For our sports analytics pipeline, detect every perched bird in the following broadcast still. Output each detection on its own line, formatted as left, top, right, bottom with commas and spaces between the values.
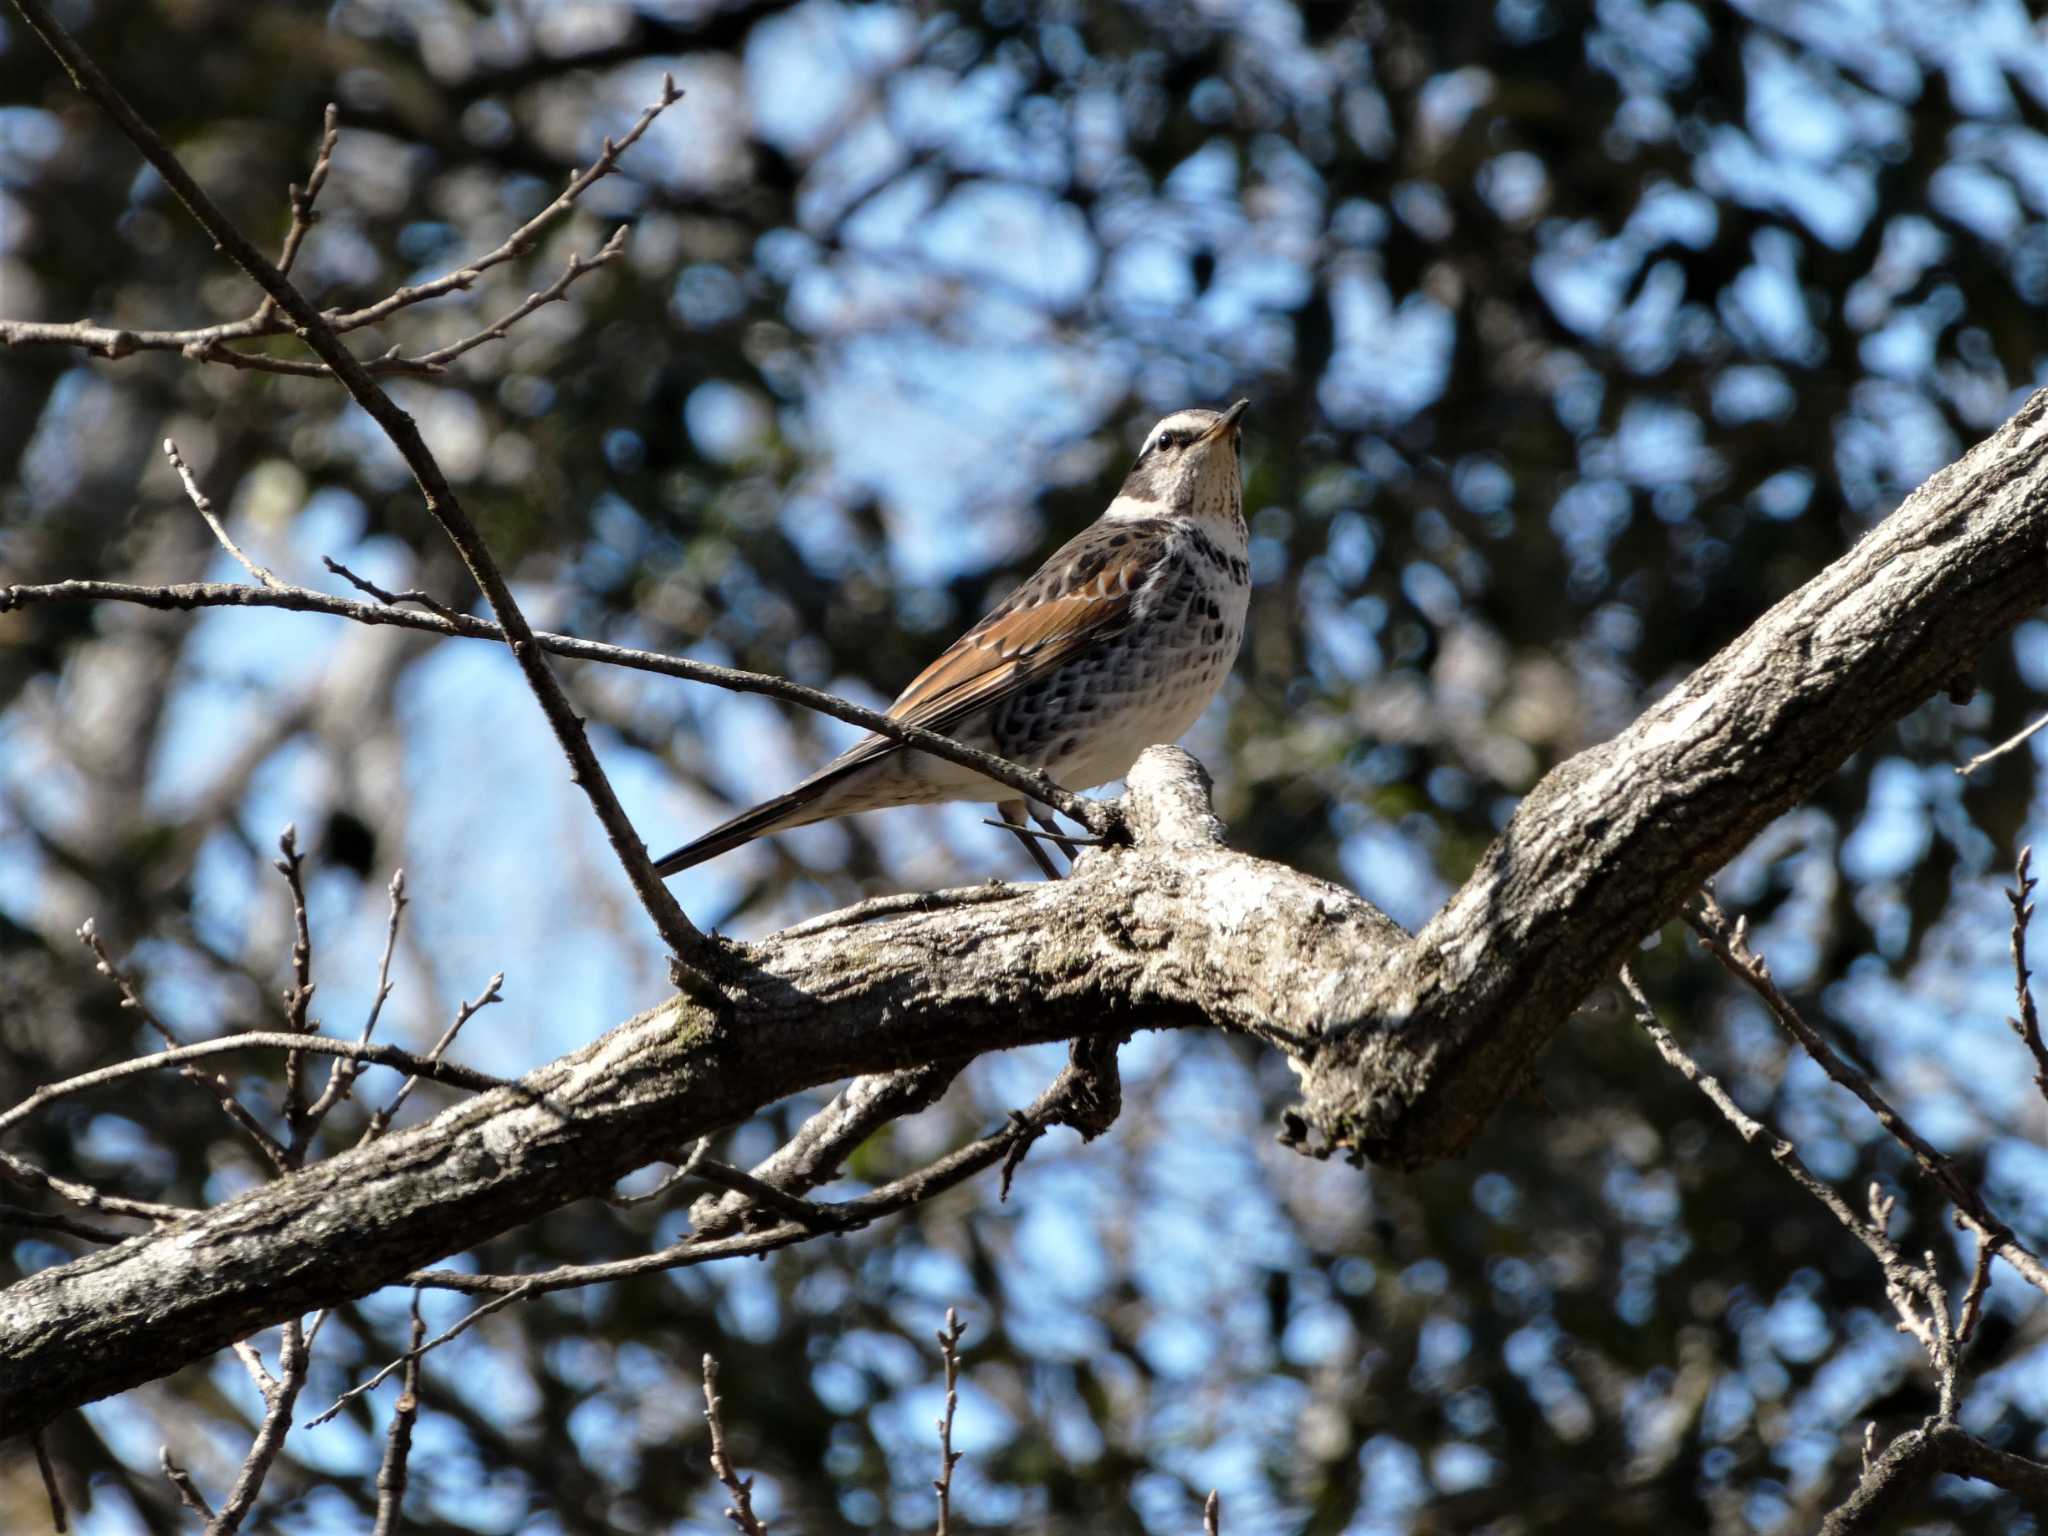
654, 400, 1252, 879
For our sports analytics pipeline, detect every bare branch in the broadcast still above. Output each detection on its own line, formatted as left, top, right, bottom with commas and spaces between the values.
355, 973, 506, 1146
32, 1431, 66, 1533
1821, 1418, 2048, 1535
370, 1294, 426, 1536
319, 556, 461, 621
933, 1309, 965, 1536
410, 1055, 1133, 1299
1956, 710, 2048, 777
2004, 846, 2048, 1106
259, 103, 339, 313
1204, 1490, 1221, 1536
687, 1159, 849, 1233
0, 1146, 189, 1224
0, 1032, 510, 1141
702, 1354, 769, 1536
208, 1319, 309, 1535
163, 438, 285, 589
77, 917, 289, 1171
274, 826, 320, 1161
0, 1204, 132, 1244
610, 1137, 710, 1209
1619, 968, 1930, 1312
1624, 963, 2048, 1528
0, 576, 1117, 834
0, 85, 679, 375
1687, 893, 2048, 1299
686, 1063, 963, 1238
4, 0, 715, 968
399, 226, 630, 370
161, 1448, 216, 1522
304, 868, 409, 1132
307, 1283, 532, 1429
312, 80, 681, 339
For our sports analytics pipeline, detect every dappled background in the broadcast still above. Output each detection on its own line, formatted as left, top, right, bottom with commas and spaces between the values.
5, 0, 2048, 1531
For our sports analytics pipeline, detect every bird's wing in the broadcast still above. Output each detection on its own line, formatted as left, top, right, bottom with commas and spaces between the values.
828, 518, 1173, 773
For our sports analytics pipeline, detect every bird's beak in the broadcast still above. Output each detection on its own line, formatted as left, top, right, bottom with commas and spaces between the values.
1202, 398, 1250, 443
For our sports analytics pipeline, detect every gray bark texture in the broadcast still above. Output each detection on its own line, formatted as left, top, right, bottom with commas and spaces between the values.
4, 386, 2047, 1439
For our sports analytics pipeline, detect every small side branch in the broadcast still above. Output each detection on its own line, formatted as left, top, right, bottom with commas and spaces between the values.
0, 1032, 509, 1141
207, 1319, 309, 1534
702, 1355, 769, 1536
932, 1309, 965, 1536
369, 1294, 427, 1536
0, 577, 1116, 834
32, 1432, 66, 1533
1687, 893, 2048, 1299
2004, 847, 2048, 1105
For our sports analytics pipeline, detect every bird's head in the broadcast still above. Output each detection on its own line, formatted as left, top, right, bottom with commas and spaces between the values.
1108, 400, 1249, 528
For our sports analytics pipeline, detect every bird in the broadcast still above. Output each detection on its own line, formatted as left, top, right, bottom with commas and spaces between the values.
653, 399, 1252, 880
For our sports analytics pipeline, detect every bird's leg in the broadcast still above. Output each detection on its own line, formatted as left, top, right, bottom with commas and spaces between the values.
997, 799, 1066, 880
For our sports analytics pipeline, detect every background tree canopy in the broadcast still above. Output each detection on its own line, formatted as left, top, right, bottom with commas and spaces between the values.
4, 1, 2048, 1532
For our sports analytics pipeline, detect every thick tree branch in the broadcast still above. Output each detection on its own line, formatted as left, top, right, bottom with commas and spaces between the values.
4, 386, 2048, 1434
0, 749, 1386, 1436
1304, 386, 2048, 1162
1820, 1419, 2048, 1535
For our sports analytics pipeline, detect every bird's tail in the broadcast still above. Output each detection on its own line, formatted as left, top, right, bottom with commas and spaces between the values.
651, 764, 860, 877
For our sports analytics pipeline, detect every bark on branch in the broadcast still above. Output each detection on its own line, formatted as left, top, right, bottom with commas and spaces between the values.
3, 390, 2047, 1439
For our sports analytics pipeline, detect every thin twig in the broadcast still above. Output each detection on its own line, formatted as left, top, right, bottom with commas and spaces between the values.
702, 1355, 769, 1536
1204, 1490, 1221, 1536
410, 1061, 1113, 1298
304, 868, 408, 1132
0, 1031, 510, 1140
0, 1203, 132, 1244
258, 103, 339, 316
161, 1448, 216, 1522
321, 556, 460, 621
0, 577, 1117, 835
32, 1432, 66, 1533
1956, 710, 2048, 777
933, 1309, 965, 1536
307, 1283, 534, 1428
305, 81, 681, 341
1620, 968, 1953, 1373
2004, 846, 2048, 1106
1821, 1418, 2048, 1535
686, 1062, 964, 1239
163, 438, 284, 589
1956, 1233, 1997, 1347
401, 226, 629, 370
0, 86, 680, 372
1688, 892, 2048, 1298
0, 1145, 189, 1224
610, 1137, 709, 1209
370, 1293, 427, 1536
689, 1159, 847, 1233
356, 973, 505, 1146
76, 917, 288, 1170
209, 1318, 310, 1534
5, 0, 716, 969
274, 826, 319, 1161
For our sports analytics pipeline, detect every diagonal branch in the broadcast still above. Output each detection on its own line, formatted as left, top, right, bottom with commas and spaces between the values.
4, 362, 2048, 1440
0, 576, 1117, 832
0, 85, 678, 375
6, 0, 712, 968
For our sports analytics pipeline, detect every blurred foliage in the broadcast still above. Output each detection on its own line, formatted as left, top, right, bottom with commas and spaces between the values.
5, 0, 2048, 1532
